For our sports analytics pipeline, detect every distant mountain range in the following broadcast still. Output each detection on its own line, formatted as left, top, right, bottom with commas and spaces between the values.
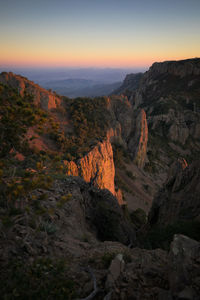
0, 67, 146, 98
42, 78, 122, 97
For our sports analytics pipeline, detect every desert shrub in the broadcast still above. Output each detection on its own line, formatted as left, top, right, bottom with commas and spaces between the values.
0, 84, 48, 158
0, 258, 77, 299
56, 193, 72, 208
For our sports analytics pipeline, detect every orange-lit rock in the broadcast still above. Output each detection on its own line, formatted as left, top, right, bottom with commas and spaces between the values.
115, 188, 125, 206
64, 139, 115, 196
64, 160, 79, 176
78, 139, 115, 195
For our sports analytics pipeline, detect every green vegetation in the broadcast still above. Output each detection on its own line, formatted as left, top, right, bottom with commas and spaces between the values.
0, 258, 77, 299
0, 84, 48, 158
55, 96, 113, 160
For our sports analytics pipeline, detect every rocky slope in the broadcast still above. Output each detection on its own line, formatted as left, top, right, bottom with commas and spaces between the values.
0, 176, 199, 299
1, 60, 200, 299
116, 58, 200, 184
0, 71, 61, 110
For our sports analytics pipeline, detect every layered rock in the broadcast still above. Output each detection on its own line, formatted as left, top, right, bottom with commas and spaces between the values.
148, 58, 200, 78
0, 72, 61, 110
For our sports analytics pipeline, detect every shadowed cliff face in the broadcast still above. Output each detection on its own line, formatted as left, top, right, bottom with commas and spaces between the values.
112, 72, 143, 98
147, 58, 200, 78
149, 160, 200, 226
0, 72, 61, 110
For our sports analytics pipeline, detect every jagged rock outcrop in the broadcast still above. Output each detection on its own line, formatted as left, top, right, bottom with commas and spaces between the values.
149, 160, 200, 226
108, 96, 149, 169
128, 109, 148, 168
65, 139, 115, 195
0, 72, 61, 110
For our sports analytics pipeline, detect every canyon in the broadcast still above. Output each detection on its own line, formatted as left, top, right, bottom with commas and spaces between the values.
0, 58, 200, 299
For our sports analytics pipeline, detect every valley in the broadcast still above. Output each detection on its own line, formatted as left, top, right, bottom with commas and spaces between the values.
0, 58, 200, 299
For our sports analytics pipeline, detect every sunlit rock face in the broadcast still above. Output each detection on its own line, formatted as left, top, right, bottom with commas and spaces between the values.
64, 139, 115, 195
0, 72, 61, 110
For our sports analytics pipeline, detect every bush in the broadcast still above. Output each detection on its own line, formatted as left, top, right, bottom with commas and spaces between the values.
0, 258, 77, 299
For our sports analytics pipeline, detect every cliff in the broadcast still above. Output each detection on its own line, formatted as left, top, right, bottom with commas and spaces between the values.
0, 72, 61, 110
149, 160, 200, 226
1, 65, 200, 299
112, 72, 143, 97
64, 139, 115, 195
130, 58, 200, 181
128, 109, 148, 168
147, 58, 200, 78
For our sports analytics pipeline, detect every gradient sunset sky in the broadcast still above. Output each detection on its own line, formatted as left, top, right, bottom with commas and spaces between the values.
0, 0, 200, 68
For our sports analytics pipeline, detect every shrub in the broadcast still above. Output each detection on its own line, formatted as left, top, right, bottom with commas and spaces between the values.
0, 258, 77, 299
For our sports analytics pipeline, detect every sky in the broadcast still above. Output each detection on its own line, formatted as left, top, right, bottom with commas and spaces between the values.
0, 0, 200, 68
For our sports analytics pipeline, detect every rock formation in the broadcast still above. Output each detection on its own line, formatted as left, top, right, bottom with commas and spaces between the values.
149, 160, 200, 226
129, 58, 200, 181
112, 72, 143, 97
128, 109, 148, 168
0, 72, 61, 110
64, 139, 115, 195
1, 59, 200, 299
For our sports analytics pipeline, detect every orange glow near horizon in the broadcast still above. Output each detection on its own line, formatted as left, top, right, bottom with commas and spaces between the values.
1, 48, 198, 69
0, 0, 200, 70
